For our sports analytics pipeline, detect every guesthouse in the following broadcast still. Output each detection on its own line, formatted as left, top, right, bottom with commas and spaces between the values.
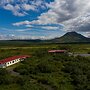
0, 55, 30, 68
48, 50, 67, 53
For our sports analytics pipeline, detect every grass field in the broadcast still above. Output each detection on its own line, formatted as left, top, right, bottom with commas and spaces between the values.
0, 42, 90, 90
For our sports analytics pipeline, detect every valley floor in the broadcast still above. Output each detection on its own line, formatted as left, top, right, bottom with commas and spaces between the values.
0, 43, 90, 90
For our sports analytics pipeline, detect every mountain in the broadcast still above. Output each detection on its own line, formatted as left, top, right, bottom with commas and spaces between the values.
51, 31, 90, 43
0, 31, 90, 44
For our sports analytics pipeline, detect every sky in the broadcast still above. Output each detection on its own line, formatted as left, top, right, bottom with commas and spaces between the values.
0, 0, 90, 40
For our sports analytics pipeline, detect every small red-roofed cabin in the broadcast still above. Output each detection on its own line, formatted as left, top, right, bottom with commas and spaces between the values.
48, 50, 67, 53
0, 55, 30, 68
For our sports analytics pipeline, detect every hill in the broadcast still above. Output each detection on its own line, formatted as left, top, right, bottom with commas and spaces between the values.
0, 32, 90, 44
51, 31, 90, 43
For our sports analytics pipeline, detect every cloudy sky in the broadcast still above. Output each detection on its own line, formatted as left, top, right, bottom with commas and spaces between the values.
0, 0, 90, 40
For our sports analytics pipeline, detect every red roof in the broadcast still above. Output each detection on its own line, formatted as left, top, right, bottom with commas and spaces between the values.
48, 50, 66, 53
0, 55, 30, 64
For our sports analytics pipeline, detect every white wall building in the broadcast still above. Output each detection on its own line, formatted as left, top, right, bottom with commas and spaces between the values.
0, 55, 30, 68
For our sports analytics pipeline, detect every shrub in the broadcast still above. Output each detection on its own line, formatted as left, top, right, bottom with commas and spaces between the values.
36, 62, 53, 73
88, 51, 90, 54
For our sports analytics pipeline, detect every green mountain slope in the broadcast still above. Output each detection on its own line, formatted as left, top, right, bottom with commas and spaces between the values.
51, 31, 90, 43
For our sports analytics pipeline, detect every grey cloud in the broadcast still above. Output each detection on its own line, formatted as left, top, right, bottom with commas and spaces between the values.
29, 0, 90, 32
12, 0, 90, 33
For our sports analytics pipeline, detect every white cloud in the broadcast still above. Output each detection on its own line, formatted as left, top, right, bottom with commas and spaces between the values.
3, 4, 13, 10
22, 4, 35, 11
12, 20, 62, 30
12, 9, 59, 25
3, 4, 26, 16
13, 0, 90, 32
16, 29, 29, 32
31, 10, 59, 25
14, 35, 49, 40
62, 14, 90, 31
45, 0, 90, 32
0, 0, 48, 16
13, 20, 30, 26
0, 27, 63, 40
84, 32, 90, 38
2, 0, 90, 33
41, 26, 59, 30
25, 25, 33, 28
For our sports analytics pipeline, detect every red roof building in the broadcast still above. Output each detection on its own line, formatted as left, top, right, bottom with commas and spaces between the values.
48, 50, 66, 53
0, 55, 30, 68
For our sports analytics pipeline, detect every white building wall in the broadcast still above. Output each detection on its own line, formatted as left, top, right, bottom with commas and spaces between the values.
5, 58, 21, 67
0, 58, 26, 68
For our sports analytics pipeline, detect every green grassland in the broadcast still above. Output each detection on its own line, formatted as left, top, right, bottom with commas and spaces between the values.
0, 42, 90, 90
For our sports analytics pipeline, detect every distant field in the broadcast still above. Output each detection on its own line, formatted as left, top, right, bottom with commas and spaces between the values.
0, 42, 90, 61
0, 41, 90, 53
